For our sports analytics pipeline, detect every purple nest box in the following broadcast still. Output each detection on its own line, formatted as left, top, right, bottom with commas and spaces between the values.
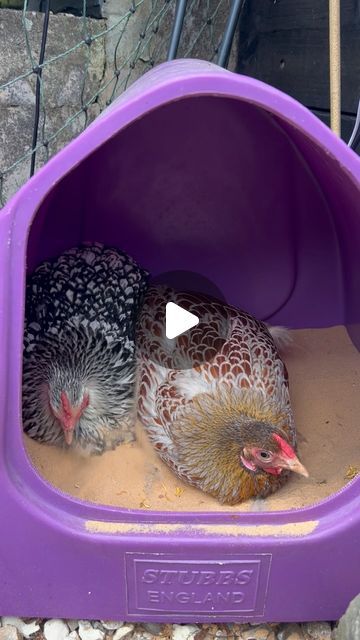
1, 59, 360, 623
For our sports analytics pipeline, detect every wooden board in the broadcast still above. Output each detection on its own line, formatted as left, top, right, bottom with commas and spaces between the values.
237, 0, 360, 146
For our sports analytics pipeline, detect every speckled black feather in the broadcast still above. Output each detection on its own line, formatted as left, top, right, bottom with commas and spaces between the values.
23, 242, 149, 453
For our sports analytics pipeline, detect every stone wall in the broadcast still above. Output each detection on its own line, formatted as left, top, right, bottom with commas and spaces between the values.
101, 0, 239, 109
0, 1, 239, 205
0, 8, 106, 203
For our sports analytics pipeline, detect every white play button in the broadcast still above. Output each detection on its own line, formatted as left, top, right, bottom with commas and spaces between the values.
165, 302, 199, 339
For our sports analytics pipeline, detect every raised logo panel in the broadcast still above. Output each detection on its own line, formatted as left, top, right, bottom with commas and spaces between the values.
125, 553, 271, 617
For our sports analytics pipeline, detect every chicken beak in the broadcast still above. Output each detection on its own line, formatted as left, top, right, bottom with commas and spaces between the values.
59, 397, 81, 447
282, 456, 309, 478
63, 428, 74, 446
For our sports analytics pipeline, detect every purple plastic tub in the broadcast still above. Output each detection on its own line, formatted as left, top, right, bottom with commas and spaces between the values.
1, 59, 360, 623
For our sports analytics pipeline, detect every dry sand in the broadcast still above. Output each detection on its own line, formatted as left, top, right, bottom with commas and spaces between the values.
24, 326, 360, 512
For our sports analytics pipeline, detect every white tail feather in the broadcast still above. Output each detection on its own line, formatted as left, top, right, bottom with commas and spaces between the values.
266, 324, 293, 352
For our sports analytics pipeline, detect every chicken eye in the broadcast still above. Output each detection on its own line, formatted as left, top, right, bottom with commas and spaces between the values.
259, 450, 272, 460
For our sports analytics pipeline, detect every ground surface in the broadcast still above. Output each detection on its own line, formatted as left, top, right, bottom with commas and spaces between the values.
25, 326, 360, 512
0, 618, 336, 640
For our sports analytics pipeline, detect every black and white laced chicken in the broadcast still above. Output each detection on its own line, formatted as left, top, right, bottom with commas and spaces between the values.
23, 243, 148, 454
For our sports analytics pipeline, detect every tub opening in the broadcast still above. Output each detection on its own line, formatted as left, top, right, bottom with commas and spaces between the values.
22, 94, 360, 513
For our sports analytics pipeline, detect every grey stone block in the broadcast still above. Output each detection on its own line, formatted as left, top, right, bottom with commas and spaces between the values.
0, 9, 106, 108
0, 8, 105, 203
335, 593, 360, 639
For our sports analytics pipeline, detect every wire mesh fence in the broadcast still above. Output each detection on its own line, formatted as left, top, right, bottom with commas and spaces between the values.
0, 0, 239, 206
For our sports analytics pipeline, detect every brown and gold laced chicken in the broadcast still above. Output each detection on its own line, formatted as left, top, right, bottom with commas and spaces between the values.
136, 286, 308, 505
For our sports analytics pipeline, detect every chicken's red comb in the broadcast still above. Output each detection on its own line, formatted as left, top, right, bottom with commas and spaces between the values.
273, 433, 296, 459
60, 391, 72, 420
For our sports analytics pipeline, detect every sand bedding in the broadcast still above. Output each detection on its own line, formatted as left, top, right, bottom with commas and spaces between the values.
24, 326, 360, 512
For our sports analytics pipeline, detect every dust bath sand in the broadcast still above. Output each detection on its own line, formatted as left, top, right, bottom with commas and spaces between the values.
24, 326, 360, 512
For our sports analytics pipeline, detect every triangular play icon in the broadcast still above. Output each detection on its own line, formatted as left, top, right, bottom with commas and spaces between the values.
165, 302, 199, 339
